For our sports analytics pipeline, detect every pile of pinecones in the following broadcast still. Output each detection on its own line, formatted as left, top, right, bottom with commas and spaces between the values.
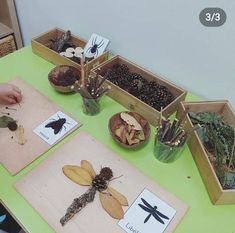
102, 64, 174, 111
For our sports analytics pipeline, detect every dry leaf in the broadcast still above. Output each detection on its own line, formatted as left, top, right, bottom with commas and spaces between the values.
136, 130, 145, 141
126, 129, 140, 145
63, 165, 92, 185
107, 187, 128, 206
120, 112, 142, 131
81, 160, 96, 178
127, 124, 132, 133
15, 125, 26, 145
115, 125, 127, 144
99, 192, 124, 219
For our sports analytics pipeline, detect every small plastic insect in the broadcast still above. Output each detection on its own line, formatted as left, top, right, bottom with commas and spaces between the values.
86, 36, 104, 58
45, 115, 69, 135
138, 198, 169, 224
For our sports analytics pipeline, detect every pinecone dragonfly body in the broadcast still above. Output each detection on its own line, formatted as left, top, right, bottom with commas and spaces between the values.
60, 160, 128, 226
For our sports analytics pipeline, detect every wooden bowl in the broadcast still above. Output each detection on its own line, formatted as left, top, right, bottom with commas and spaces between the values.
108, 111, 150, 148
48, 65, 80, 93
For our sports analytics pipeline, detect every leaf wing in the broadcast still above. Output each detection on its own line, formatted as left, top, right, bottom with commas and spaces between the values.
81, 160, 96, 178
107, 186, 128, 206
62, 165, 92, 185
99, 192, 124, 219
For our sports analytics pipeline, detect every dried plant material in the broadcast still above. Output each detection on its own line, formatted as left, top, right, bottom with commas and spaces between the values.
99, 192, 124, 219
61, 162, 127, 225
136, 130, 145, 140
60, 187, 96, 226
63, 165, 92, 186
127, 124, 132, 133
126, 130, 140, 145
120, 112, 142, 130
0, 116, 15, 128
189, 111, 235, 189
81, 160, 96, 178
60, 160, 128, 226
115, 125, 127, 144
15, 125, 26, 145
107, 187, 128, 206
7, 121, 18, 131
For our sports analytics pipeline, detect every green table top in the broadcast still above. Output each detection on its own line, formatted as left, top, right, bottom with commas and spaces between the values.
0, 46, 234, 233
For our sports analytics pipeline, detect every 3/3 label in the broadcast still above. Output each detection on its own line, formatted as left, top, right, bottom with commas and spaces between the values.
199, 8, 226, 27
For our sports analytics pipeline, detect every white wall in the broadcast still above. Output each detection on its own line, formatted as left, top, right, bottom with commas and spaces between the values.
15, 0, 235, 106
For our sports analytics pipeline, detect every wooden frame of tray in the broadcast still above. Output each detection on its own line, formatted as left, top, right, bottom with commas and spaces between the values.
177, 100, 235, 204
91, 55, 187, 126
31, 27, 109, 76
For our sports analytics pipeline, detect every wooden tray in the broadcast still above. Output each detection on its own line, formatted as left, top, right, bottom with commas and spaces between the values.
91, 55, 187, 126
0, 77, 81, 175
31, 28, 109, 76
15, 131, 188, 233
177, 100, 235, 204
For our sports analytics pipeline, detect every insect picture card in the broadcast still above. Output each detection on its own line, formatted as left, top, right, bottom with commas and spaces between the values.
83, 33, 109, 59
118, 188, 176, 233
33, 111, 79, 146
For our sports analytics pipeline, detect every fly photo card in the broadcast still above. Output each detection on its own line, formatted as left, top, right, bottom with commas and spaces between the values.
84, 33, 109, 58
118, 188, 176, 233
33, 111, 79, 145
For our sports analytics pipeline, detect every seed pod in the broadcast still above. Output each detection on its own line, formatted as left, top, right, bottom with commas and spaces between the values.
99, 192, 124, 219
107, 187, 128, 206
15, 125, 26, 145
63, 165, 92, 185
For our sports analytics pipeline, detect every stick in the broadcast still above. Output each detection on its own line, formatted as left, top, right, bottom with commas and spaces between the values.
80, 52, 85, 87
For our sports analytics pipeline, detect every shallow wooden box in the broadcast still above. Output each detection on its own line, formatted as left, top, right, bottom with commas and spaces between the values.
177, 100, 235, 205
91, 55, 187, 126
31, 27, 108, 76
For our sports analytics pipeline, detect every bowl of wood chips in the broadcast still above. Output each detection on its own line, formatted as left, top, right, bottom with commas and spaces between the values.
48, 65, 80, 93
108, 111, 150, 148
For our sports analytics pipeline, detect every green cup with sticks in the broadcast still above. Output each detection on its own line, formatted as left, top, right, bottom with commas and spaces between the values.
154, 111, 199, 163
71, 62, 110, 116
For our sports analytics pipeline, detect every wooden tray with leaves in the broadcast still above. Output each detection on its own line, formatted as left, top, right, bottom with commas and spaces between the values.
177, 100, 235, 205
15, 131, 188, 233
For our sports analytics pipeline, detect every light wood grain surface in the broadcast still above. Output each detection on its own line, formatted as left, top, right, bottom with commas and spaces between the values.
15, 131, 187, 233
0, 77, 81, 175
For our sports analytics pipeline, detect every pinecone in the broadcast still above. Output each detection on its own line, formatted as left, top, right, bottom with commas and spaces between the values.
7, 121, 18, 131
100, 167, 113, 181
92, 175, 108, 191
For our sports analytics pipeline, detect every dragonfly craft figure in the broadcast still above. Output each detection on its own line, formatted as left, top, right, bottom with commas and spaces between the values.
60, 160, 128, 226
138, 198, 169, 224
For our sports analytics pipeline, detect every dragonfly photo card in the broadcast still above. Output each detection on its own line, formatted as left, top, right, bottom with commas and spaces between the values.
0, 201, 25, 233
33, 111, 79, 145
118, 188, 176, 233
84, 33, 109, 59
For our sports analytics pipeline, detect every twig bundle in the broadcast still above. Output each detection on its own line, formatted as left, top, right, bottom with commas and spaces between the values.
71, 65, 110, 99
156, 110, 199, 148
